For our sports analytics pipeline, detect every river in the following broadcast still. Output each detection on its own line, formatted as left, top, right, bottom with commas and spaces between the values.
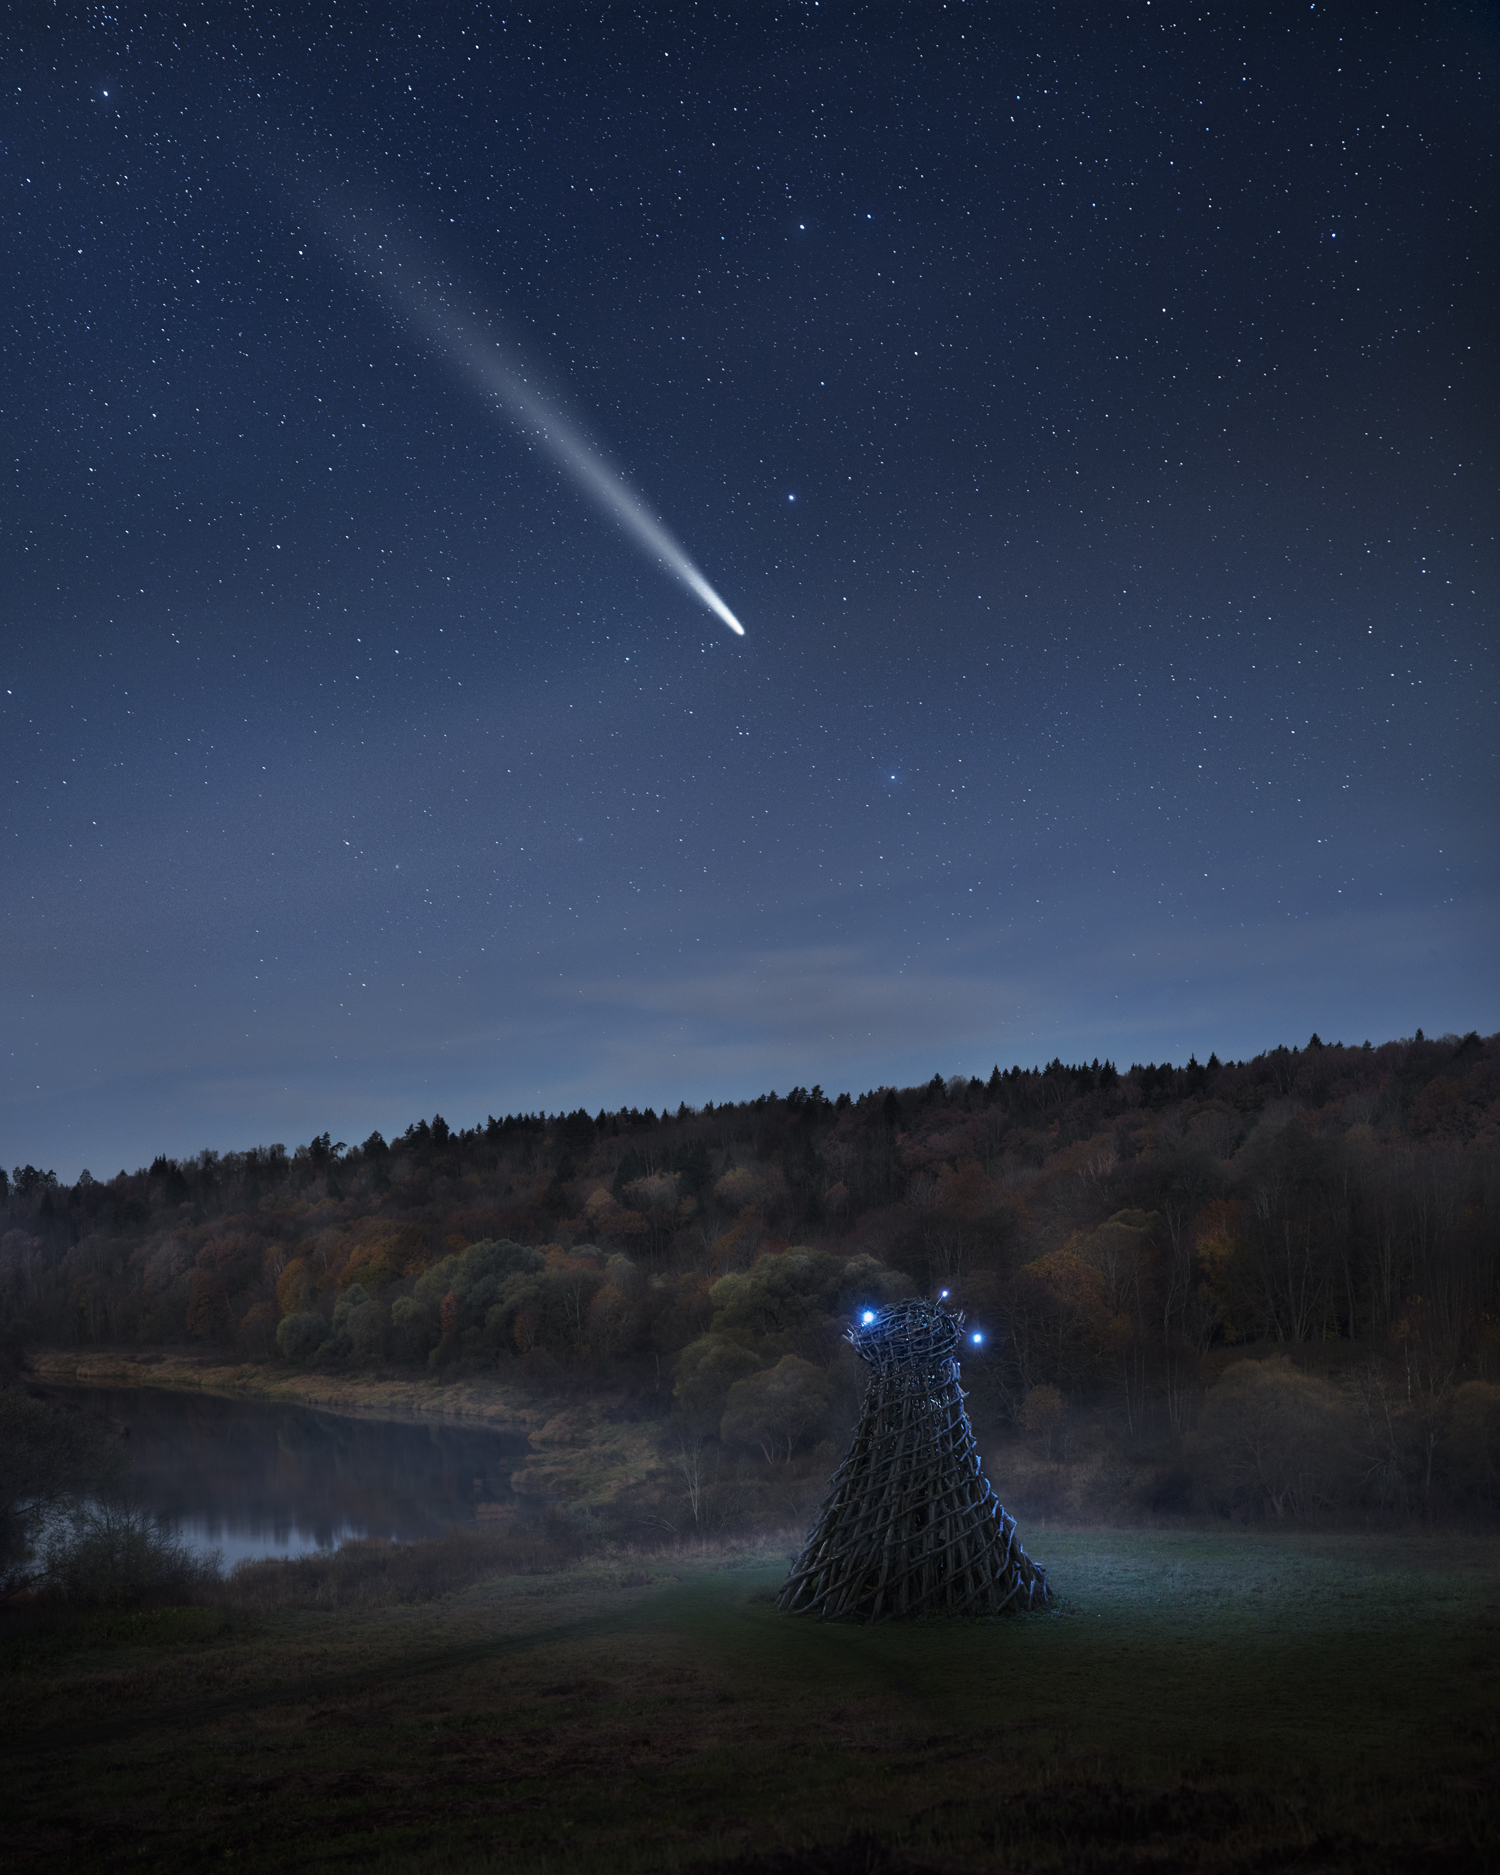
48, 1385, 534, 1565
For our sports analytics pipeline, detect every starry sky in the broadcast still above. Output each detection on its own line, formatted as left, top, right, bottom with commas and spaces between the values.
3, 3, 1495, 1180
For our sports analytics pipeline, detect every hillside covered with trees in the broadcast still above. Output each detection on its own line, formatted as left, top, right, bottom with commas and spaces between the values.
6, 1030, 1499, 1524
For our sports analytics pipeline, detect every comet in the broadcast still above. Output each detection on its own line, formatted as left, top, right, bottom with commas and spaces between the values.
333, 216, 745, 637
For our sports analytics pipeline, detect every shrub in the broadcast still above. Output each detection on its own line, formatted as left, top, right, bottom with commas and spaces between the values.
0, 1385, 125, 1588
332, 1282, 368, 1332
275, 1311, 326, 1360
43, 1501, 222, 1607
325, 1284, 390, 1364
390, 1294, 435, 1361
1442, 1382, 1500, 1513
720, 1355, 836, 1463
346, 1297, 390, 1363
674, 1334, 762, 1429
1189, 1357, 1355, 1519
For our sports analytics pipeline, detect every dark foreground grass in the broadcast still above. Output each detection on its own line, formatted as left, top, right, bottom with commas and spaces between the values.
3, 1528, 1497, 1872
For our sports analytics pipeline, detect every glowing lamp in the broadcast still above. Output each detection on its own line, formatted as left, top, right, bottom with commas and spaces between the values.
861, 1310, 876, 1325
971, 1332, 984, 1345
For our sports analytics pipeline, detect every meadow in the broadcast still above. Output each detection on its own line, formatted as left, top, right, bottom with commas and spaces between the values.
4, 1526, 1497, 1872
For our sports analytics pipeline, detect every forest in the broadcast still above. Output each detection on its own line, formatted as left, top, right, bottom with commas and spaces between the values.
5, 1029, 1499, 1526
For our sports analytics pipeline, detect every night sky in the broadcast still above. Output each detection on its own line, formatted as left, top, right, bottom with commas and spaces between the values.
4, 4, 1495, 1181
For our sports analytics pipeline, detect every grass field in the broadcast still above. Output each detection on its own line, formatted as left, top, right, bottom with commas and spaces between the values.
4, 1527, 1498, 1872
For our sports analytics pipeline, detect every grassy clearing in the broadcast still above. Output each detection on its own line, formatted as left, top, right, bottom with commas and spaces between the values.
4, 1528, 1498, 1872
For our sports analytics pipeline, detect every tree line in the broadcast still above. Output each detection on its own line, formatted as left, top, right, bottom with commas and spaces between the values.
4, 1029, 1498, 1521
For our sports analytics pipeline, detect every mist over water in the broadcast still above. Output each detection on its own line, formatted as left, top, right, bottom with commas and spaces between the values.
53, 1387, 532, 1565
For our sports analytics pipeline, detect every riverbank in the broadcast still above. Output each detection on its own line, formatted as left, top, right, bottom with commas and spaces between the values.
28, 1350, 677, 1510
30, 1347, 542, 1425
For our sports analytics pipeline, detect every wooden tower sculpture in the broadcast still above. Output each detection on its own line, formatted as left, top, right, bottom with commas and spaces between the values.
777, 1296, 1049, 1621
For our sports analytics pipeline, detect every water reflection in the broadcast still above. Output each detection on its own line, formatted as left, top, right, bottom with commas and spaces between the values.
50, 1387, 532, 1566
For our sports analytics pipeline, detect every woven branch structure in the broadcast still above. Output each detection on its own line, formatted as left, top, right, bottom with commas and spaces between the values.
777, 1297, 1049, 1621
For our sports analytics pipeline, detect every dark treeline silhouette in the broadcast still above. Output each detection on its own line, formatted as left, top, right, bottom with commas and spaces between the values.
5, 1030, 1499, 1523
